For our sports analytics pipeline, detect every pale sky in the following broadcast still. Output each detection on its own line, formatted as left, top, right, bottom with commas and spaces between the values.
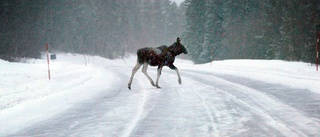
170, 0, 185, 6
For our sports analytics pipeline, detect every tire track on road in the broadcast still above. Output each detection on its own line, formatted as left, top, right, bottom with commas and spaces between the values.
109, 67, 153, 137
181, 70, 320, 136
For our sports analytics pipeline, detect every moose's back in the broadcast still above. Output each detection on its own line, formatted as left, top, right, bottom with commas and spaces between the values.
137, 46, 167, 66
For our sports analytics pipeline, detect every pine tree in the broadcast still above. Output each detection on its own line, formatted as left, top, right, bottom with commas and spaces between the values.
300, 0, 318, 63
202, 0, 226, 62
184, 0, 206, 63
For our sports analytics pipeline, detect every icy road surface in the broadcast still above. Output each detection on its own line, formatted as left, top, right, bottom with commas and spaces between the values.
1, 54, 320, 136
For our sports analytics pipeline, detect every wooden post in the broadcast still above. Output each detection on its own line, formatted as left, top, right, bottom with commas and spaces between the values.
317, 32, 319, 71
46, 43, 51, 80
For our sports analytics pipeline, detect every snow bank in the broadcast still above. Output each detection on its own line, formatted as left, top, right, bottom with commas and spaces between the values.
184, 59, 320, 94
0, 54, 118, 135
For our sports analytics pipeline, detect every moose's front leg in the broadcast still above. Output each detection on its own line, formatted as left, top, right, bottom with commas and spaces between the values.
155, 65, 163, 88
169, 64, 182, 85
176, 69, 182, 84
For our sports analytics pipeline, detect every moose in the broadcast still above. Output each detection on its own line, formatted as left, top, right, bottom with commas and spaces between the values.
128, 37, 188, 90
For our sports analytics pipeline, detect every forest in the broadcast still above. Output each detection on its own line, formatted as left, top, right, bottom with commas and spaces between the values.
0, 0, 184, 61
1, 0, 320, 64
185, 0, 320, 64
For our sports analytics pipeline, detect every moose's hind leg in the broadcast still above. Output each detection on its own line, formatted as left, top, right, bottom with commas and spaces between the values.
142, 63, 156, 87
128, 61, 142, 90
155, 66, 163, 89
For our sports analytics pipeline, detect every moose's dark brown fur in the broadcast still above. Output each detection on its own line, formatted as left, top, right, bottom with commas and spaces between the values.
128, 37, 188, 90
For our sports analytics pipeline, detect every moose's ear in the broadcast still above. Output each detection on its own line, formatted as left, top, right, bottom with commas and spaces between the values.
177, 37, 181, 43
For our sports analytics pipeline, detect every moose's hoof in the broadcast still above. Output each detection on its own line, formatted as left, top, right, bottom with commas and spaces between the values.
156, 85, 161, 89
128, 84, 131, 90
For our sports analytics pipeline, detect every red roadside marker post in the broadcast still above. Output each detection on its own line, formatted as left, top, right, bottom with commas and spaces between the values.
46, 43, 51, 80
317, 32, 319, 71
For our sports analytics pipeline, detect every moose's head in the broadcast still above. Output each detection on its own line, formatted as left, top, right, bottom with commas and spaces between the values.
171, 37, 188, 55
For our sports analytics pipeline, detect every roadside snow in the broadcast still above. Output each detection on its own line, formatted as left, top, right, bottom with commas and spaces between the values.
182, 60, 320, 94
0, 54, 117, 135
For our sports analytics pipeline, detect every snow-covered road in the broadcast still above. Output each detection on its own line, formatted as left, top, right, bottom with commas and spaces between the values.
1, 54, 320, 136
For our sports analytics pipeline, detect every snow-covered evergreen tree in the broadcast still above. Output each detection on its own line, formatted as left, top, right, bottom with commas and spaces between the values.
202, 0, 225, 62
184, 0, 206, 63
